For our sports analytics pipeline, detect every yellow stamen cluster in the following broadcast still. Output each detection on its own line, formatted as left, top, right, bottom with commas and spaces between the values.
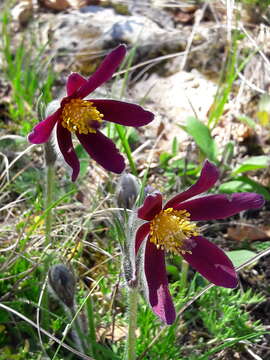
149, 208, 199, 254
61, 99, 104, 134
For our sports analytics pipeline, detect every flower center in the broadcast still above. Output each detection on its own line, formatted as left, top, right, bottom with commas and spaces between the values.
61, 99, 104, 134
149, 208, 199, 254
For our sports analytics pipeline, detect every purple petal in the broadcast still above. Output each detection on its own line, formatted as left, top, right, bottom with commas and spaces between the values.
182, 236, 238, 288
77, 130, 125, 174
56, 123, 80, 182
144, 241, 176, 324
75, 45, 127, 99
90, 100, 154, 127
175, 193, 265, 220
164, 160, 220, 209
135, 223, 150, 255
28, 109, 61, 144
66, 73, 87, 96
137, 192, 163, 221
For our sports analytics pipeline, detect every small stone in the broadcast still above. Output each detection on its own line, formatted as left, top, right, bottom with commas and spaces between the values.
11, 0, 33, 26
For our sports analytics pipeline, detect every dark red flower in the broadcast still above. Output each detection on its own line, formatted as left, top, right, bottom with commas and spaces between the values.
136, 160, 265, 324
28, 45, 154, 181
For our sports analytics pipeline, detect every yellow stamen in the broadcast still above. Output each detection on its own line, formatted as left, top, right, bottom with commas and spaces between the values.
61, 99, 104, 134
149, 208, 199, 254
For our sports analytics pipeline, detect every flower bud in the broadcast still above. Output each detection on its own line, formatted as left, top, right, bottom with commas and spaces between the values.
117, 173, 140, 209
144, 185, 156, 197
48, 264, 76, 308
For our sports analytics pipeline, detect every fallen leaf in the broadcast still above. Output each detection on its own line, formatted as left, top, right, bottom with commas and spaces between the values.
227, 225, 270, 242
174, 11, 194, 23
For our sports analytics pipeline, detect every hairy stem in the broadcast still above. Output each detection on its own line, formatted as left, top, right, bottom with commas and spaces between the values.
45, 164, 54, 244
125, 287, 138, 360
70, 306, 89, 355
44, 141, 56, 245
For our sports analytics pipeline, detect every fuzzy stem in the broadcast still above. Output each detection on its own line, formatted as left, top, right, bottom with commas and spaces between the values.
70, 306, 88, 355
45, 163, 54, 244
42, 142, 57, 333
125, 287, 138, 360
180, 259, 189, 291
44, 141, 56, 244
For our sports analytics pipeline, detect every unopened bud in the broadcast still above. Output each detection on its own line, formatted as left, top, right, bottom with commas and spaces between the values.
117, 173, 140, 209
144, 185, 156, 197
48, 264, 76, 308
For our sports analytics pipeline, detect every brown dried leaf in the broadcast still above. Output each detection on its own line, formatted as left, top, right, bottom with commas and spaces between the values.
156, 121, 167, 139
227, 225, 270, 242
174, 11, 194, 23
41, 0, 70, 11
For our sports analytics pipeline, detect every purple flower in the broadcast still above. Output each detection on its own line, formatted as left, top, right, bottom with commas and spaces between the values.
28, 45, 154, 181
135, 160, 265, 324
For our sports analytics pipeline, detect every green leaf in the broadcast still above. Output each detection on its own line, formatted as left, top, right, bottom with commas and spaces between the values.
227, 250, 257, 268
166, 265, 179, 280
172, 136, 178, 156
221, 141, 234, 167
159, 152, 174, 168
231, 156, 270, 176
219, 176, 270, 200
170, 159, 197, 173
75, 144, 89, 178
183, 117, 218, 163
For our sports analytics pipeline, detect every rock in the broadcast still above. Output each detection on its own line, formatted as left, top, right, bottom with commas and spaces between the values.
36, 4, 227, 85
44, 5, 226, 78
11, 0, 33, 26
130, 70, 217, 158
132, 70, 217, 123
129, 0, 174, 29
49, 7, 186, 73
